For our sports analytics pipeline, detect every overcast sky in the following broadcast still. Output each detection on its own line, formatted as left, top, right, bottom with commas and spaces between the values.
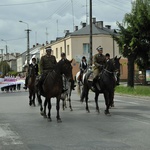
0, 0, 132, 54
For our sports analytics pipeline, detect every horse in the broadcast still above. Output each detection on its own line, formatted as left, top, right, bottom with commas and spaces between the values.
61, 75, 73, 111
77, 56, 121, 115
27, 66, 37, 106
37, 59, 73, 122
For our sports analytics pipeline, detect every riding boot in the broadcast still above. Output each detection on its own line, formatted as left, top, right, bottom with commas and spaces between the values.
91, 78, 97, 92
23, 76, 28, 89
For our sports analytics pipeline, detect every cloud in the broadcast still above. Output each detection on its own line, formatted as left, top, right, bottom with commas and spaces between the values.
0, 0, 132, 54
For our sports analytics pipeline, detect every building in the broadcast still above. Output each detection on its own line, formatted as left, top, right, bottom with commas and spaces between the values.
40, 19, 127, 80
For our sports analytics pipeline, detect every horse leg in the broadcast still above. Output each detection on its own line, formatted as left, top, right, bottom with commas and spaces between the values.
103, 92, 110, 115
37, 93, 43, 113
29, 90, 32, 106
95, 92, 100, 113
47, 98, 52, 122
32, 92, 36, 107
56, 97, 62, 123
85, 88, 90, 113
43, 98, 47, 118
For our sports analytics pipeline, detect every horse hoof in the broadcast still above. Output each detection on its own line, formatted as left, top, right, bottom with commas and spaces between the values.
48, 118, 52, 122
57, 118, 62, 123
104, 110, 111, 116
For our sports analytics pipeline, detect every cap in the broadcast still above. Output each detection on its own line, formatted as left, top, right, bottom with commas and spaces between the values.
82, 56, 86, 59
96, 46, 103, 51
45, 47, 52, 51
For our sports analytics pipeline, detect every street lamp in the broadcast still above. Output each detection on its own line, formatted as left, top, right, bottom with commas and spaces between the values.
19, 20, 31, 65
1, 39, 8, 54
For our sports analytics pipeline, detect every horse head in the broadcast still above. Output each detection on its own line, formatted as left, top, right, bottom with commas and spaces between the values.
58, 59, 73, 82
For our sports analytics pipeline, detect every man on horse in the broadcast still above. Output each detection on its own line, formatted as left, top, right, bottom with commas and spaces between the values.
37, 47, 57, 93
60, 52, 76, 90
23, 57, 39, 89
91, 46, 106, 92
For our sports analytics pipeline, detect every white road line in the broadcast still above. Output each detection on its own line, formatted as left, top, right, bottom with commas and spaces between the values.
0, 123, 23, 145
115, 99, 140, 105
116, 115, 150, 125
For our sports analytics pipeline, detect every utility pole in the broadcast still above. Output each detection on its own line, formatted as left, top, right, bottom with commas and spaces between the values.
19, 20, 31, 65
89, 0, 93, 66
0, 49, 4, 76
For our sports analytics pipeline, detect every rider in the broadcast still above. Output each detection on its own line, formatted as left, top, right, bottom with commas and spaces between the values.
79, 56, 88, 81
23, 57, 39, 89
38, 47, 57, 93
91, 46, 106, 92
60, 52, 76, 90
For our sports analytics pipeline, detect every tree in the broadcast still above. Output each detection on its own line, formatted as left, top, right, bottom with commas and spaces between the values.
0, 61, 10, 76
114, 0, 150, 87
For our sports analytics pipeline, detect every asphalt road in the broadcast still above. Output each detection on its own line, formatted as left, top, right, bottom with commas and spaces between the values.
0, 89, 150, 150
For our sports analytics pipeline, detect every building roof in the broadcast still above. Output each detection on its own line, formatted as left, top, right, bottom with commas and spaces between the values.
69, 23, 118, 37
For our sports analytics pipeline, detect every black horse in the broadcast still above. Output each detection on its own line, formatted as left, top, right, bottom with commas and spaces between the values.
37, 59, 73, 122
79, 56, 121, 115
27, 66, 37, 106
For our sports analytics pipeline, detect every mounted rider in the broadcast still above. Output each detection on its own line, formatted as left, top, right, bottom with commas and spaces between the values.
91, 46, 106, 92
37, 47, 57, 93
59, 52, 76, 90
79, 56, 88, 81
23, 57, 39, 89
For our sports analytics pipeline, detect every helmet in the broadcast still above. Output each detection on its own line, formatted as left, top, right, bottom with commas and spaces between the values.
105, 53, 110, 57
61, 52, 66, 57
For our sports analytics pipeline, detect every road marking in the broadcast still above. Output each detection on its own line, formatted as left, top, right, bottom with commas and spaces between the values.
115, 99, 139, 105
0, 123, 23, 145
116, 115, 150, 125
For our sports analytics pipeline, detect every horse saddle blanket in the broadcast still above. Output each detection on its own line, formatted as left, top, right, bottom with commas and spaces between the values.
86, 72, 94, 82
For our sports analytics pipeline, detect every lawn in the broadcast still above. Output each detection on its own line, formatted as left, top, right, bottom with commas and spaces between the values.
115, 85, 150, 97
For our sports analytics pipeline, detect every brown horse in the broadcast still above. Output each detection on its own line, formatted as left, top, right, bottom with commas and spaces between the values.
37, 59, 73, 122
27, 66, 37, 106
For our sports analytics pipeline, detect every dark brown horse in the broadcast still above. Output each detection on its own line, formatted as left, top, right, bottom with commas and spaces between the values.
37, 59, 73, 122
27, 66, 37, 106
78, 56, 121, 115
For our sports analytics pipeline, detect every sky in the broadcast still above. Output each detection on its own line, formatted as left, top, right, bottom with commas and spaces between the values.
0, 0, 133, 54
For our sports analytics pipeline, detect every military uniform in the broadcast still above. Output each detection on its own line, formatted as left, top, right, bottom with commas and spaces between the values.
93, 53, 106, 78
40, 54, 57, 74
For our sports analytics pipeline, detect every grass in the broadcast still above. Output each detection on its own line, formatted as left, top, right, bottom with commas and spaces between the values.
115, 85, 150, 97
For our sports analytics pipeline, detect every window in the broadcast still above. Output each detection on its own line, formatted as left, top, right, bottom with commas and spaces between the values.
56, 48, 58, 58
83, 43, 89, 55
67, 45, 70, 55
60, 47, 62, 54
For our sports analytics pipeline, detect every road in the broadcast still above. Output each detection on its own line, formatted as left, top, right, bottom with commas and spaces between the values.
0, 89, 150, 150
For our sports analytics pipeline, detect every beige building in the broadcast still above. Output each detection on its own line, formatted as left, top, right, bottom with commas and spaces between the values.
40, 19, 128, 80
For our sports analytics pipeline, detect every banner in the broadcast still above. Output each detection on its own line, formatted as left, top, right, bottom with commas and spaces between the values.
0, 77, 25, 88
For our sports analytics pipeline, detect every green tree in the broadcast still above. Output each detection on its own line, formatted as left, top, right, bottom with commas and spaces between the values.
114, 0, 150, 87
0, 61, 10, 76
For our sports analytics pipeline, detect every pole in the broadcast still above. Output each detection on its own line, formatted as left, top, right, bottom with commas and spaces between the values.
19, 21, 31, 65
89, 0, 92, 66
26, 29, 31, 65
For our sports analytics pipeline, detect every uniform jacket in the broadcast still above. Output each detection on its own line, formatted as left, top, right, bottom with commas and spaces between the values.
93, 53, 106, 70
40, 54, 57, 74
